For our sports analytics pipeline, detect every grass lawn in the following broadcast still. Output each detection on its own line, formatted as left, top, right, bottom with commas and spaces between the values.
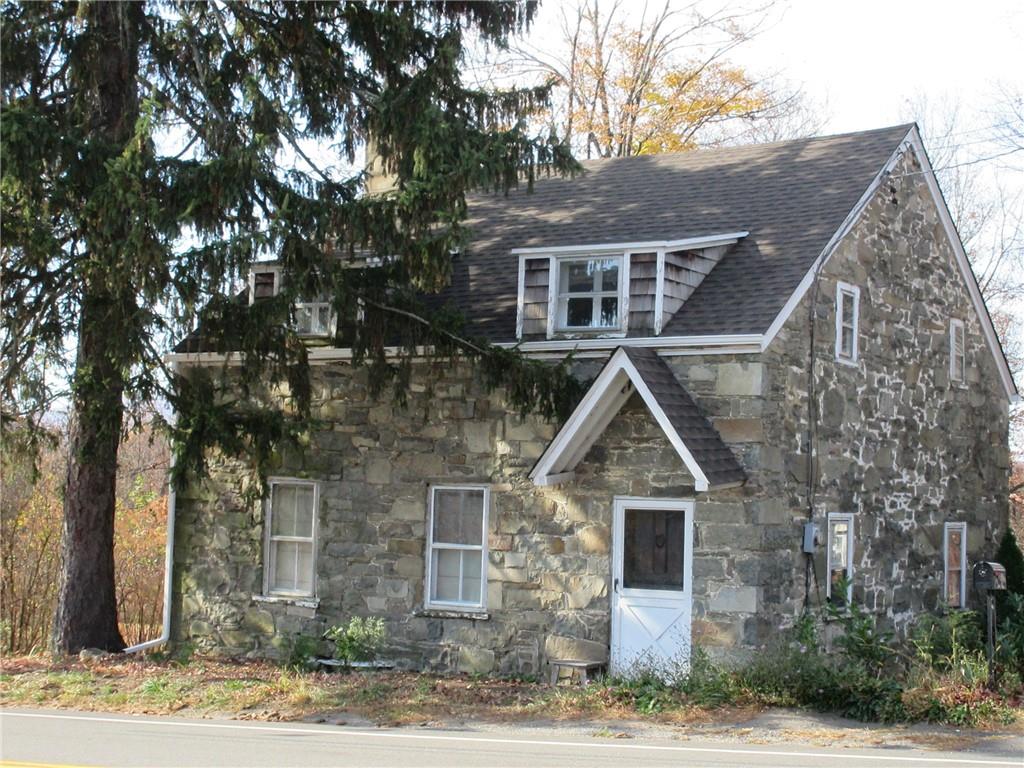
0, 654, 746, 728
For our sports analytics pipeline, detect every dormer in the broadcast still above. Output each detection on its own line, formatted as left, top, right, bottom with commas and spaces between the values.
514, 232, 747, 341
247, 263, 335, 337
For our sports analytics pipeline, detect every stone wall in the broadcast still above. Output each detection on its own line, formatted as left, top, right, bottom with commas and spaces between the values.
758, 147, 1011, 631
172, 353, 778, 673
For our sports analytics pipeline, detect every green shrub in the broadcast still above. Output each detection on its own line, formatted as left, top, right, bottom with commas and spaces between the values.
995, 527, 1024, 597
997, 592, 1024, 680
325, 616, 386, 665
910, 610, 984, 672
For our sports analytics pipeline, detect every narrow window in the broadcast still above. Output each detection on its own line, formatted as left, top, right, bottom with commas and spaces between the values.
826, 513, 854, 606
264, 480, 318, 597
950, 319, 966, 383
426, 486, 488, 610
834, 283, 860, 363
556, 256, 622, 331
944, 522, 967, 608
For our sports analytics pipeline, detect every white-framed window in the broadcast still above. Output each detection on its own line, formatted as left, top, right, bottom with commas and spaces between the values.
944, 522, 967, 609
293, 301, 335, 336
263, 478, 318, 598
826, 513, 854, 606
950, 318, 966, 384
555, 256, 623, 331
834, 282, 860, 364
425, 485, 489, 611
249, 265, 282, 302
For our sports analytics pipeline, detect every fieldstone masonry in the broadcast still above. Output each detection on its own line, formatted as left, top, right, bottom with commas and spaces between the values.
172, 146, 1010, 673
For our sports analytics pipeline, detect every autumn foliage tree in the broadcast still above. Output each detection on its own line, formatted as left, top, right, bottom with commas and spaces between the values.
510, 0, 821, 158
1, 1, 581, 654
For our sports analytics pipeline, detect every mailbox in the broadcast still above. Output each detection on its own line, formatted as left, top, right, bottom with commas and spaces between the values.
973, 561, 1007, 591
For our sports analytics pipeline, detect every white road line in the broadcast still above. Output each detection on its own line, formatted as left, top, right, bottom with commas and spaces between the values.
1, 711, 1019, 766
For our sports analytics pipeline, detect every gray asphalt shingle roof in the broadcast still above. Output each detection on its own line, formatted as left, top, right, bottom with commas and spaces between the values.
621, 347, 746, 488
447, 124, 912, 340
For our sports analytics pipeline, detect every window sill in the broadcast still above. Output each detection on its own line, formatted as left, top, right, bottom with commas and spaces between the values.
553, 330, 626, 339
253, 594, 320, 609
415, 607, 490, 621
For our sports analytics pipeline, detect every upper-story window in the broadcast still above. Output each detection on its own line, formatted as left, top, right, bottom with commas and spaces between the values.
835, 282, 860, 364
248, 265, 334, 337
250, 268, 281, 301
950, 318, 966, 383
556, 256, 622, 331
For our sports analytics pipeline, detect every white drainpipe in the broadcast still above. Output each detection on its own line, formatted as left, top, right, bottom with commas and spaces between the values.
125, 358, 179, 655
124, 477, 176, 654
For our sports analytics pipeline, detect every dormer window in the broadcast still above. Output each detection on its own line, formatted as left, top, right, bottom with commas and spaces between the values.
294, 301, 334, 336
556, 256, 622, 331
251, 269, 280, 301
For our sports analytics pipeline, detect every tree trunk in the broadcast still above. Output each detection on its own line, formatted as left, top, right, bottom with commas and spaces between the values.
52, 0, 140, 655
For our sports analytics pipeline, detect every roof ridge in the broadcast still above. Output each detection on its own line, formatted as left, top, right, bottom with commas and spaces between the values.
573, 123, 915, 168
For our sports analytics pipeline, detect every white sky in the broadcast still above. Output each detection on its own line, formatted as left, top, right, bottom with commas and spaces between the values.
732, 0, 1024, 134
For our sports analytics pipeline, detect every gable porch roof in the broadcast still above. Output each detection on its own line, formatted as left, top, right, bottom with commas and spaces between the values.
529, 347, 746, 491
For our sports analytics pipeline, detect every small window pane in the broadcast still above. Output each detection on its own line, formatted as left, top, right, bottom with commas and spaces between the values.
841, 292, 855, 327
434, 549, 461, 602
841, 325, 855, 357
946, 530, 962, 562
295, 542, 314, 594
599, 297, 618, 327
830, 521, 849, 567
563, 261, 594, 292
461, 550, 482, 603
273, 540, 298, 591
433, 489, 484, 545
598, 260, 619, 291
565, 297, 593, 327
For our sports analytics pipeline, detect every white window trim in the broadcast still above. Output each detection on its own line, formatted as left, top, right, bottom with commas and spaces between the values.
834, 282, 860, 365
424, 484, 489, 612
826, 512, 854, 604
949, 318, 966, 384
546, 254, 628, 336
943, 521, 968, 608
249, 265, 283, 304
262, 477, 319, 599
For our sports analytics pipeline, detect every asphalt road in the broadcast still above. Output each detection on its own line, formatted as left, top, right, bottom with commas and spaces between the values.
1, 709, 1021, 768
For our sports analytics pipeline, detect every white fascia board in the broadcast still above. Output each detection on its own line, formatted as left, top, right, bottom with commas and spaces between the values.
760, 131, 912, 353
515, 254, 527, 340
510, 232, 748, 256
529, 348, 712, 491
904, 127, 1019, 402
529, 351, 632, 483
165, 334, 765, 367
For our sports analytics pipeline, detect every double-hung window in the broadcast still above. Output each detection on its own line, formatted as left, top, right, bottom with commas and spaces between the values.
426, 486, 488, 610
826, 513, 854, 606
264, 479, 318, 597
835, 283, 860, 363
556, 257, 622, 331
944, 522, 967, 608
950, 319, 966, 384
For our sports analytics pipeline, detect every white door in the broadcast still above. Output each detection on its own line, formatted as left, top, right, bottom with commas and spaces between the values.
610, 497, 694, 677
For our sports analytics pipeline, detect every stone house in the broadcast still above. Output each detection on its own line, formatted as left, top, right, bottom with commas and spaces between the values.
168, 124, 1017, 676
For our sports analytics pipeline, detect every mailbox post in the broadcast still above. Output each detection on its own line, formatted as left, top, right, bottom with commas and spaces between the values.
972, 561, 1006, 688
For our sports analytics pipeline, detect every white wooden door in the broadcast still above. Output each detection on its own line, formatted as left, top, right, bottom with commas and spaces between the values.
610, 498, 694, 677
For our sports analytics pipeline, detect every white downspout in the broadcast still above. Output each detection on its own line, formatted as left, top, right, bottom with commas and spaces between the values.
124, 476, 176, 653
125, 363, 178, 654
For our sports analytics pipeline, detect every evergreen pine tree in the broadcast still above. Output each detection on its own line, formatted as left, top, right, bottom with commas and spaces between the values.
2, 1, 579, 654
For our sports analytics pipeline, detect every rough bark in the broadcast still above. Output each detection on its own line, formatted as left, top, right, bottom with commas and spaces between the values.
52, 0, 140, 655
